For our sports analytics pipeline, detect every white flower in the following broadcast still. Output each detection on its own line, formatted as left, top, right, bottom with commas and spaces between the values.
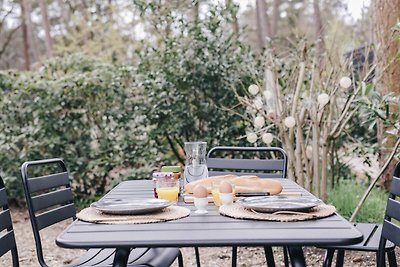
262, 133, 274, 144
284, 116, 296, 128
317, 93, 330, 106
246, 132, 258, 143
339, 77, 352, 89
254, 116, 265, 128
254, 97, 263, 109
263, 90, 273, 100
248, 84, 259, 95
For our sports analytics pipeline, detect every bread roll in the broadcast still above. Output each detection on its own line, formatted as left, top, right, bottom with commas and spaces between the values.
184, 174, 238, 194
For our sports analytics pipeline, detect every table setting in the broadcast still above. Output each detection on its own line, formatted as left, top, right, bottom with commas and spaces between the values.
76, 169, 336, 225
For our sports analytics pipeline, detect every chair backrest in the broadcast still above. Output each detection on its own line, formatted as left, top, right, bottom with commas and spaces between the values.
0, 176, 19, 267
378, 161, 400, 266
20, 158, 76, 267
207, 146, 288, 178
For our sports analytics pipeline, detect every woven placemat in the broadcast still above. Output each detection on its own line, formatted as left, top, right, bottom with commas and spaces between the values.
77, 206, 190, 224
219, 203, 336, 222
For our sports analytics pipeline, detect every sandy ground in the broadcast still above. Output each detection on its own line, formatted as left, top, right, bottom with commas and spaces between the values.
1, 206, 399, 266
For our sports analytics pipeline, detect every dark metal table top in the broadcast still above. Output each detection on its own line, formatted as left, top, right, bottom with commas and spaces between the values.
56, 179, 363, 249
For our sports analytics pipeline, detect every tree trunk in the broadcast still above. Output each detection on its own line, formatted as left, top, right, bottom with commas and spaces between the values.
39, 0, 53, 57
24, 0, 39, 62
256, 0, 266, 49
270, 0, 280, 37
20, 0, 30, 70
313, 0, 325, 57
193, 0, 199, 22
58, 0, 71, 29
374, 0, 400, 189
225, 0, 239, 37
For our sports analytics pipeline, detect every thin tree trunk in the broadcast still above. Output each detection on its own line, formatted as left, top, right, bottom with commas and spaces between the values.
20, 0, 30, 70
374, 0, 400, 189
193, 0, 199, 22
225, 0, 239, 37
270, 0, 280, 37
311, 108, 320, 197
39, 0, 53, 57
320, 138, 328, 201
58, 0, 71, 29
24, 0, 39, 62
256, 0, 266, 49
313, 0, 325, 57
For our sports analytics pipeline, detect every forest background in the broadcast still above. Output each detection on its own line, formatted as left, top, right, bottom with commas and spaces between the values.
0, 0, 399, 222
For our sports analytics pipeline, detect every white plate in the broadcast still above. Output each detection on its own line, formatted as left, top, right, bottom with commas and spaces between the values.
90, 198, 173, 215
237, 196, 322, 213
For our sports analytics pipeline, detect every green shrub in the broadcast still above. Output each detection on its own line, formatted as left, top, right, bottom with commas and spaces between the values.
0, 54, 157, 202
328, 179, 387, 223
135, 4, 259, 163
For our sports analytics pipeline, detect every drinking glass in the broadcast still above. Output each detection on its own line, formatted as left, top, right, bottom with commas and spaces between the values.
156, 178, 180, 202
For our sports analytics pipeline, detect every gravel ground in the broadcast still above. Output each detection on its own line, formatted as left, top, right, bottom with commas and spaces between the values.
1, 206, 399, 266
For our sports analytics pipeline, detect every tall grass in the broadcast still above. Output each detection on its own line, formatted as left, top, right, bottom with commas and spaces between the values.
327, 179, 388, 223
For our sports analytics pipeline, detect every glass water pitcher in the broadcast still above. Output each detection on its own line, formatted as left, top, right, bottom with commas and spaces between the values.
183, 141, 209, 184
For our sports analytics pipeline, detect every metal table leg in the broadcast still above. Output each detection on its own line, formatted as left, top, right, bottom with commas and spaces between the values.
113, 248, 130, 267
287, 246, 306, 267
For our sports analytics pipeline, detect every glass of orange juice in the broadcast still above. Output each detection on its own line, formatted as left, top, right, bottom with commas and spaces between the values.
156, 178, 180, 202
211, 182, 223, 206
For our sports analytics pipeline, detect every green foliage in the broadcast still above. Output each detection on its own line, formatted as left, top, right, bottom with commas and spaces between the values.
0, 54, 157, 201
328, 179, 387, 223
135, 4, 258, 162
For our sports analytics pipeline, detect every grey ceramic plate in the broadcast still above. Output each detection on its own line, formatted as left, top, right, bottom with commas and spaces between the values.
90, 198, 173, 215
237, 196, 322, 213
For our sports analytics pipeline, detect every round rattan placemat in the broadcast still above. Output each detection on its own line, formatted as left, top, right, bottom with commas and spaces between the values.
77, 206, 190, 224
219, 203, 336, 222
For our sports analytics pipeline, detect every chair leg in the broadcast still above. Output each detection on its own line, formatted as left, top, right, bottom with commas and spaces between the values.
287, 246, 306, 267
232, 246, 238, 267
194, 247, 201, 267
113, 248, 130, 267
323, 249, 335, 267
283, 246, 289, 267
263, 246, 276, 267
177, 250, 184, 267
335, 249, 345, 267
387, 250, 397, 267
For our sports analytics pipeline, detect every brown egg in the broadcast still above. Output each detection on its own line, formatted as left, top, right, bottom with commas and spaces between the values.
193, 185, 208, 198
219, 181, 233, 193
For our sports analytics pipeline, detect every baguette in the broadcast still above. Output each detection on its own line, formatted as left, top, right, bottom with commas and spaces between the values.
184, 174, 238, 194
184, 174, 283, 195
231, 177, 282, 195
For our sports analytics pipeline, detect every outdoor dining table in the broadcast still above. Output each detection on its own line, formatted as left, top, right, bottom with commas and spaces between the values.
56, 177, 363, 267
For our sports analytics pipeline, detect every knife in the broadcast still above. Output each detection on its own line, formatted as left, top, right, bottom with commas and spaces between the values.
235, 192, 270, 197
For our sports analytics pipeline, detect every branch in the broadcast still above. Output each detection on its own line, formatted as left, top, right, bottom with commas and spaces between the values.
329, 85, 361, 137
289, 61, 305, 142
165, 133, 184, 165
0, 5, 15, 35
0, 24, 22, 59
350, 137, 400, 222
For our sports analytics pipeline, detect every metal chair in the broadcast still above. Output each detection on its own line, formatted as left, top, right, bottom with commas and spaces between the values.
0, 176, 19, 267
322, 161, 400, 267
20, 158, 183, 267
195, 146, 288, 267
